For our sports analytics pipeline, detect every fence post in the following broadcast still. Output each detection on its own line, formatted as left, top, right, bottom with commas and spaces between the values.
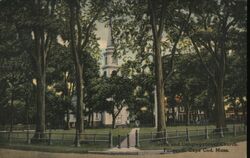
48, 129, 52, 145
135, 130, 140, 147
62, 133, 65, 145
220, 126, 224, 138
186, 128, 190, 142
75, 130, 80, 147
151, 132, 153, 142
118, 134, 121, 148
8, 130, 12, 144
233, 124, 236, 136
109, 131, 113, 148
164, 129, 169, 145
205, 126, 209, 139
127, 133, 130, 148
176, 130, 178, 137
27, 125, 31, 144
94, 134, 96, 144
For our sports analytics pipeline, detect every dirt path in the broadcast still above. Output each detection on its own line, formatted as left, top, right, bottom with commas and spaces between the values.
0, 141, 246, 158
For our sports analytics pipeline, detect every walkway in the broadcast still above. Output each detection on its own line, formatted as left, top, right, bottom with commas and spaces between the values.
105, 128, 140, 153
120, 128, 139, 148
0, 141, 246, 158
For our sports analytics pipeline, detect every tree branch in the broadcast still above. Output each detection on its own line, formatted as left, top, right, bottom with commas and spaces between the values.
190, 38, 218, 88
114, 104, 124, 118
148, 0, 158, 43
81, 8, 102, 50
198, 39, 220, 68
157, 0, 167, 38
165, 10, 192, 81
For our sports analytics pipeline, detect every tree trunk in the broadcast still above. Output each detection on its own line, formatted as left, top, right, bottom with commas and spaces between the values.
148, 0, 167, 134
31, 0, 50, 140
112, 114, 116, 129
215, 71, 226, 128
91, 113, 94, 127
186, 108, 190, 126
87, 113, 91, 127
25, 93, 30, 127
69, 3, 84, 138
64, 72, 70, 130
215, 50, 226, 128
75, 64, 84, 132
34, 67, 46, 138
154, 32, 166, 134
65, 105, 70, 130
10, 91, 14, 132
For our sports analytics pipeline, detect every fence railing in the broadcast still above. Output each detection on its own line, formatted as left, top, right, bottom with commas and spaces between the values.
0, 130, 112, 147
0, 124, 247, 148
138, 124, 247, 146
0, 125, 36, 131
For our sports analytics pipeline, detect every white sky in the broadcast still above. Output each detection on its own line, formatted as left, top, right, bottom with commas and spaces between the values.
95, 22, 136, 67
57, 22, 134, 67
96, 22, 109, 50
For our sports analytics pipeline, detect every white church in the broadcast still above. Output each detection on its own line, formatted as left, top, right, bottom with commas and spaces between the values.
67, 27, 130, 128
89, 27, 129, 127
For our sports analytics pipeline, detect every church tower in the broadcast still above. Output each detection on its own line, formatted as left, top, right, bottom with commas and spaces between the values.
99, 22, 129, 127
101, 23, 119, 77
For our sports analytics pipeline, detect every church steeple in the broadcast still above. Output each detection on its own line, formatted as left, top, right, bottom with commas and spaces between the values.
106, 17, 114, 47
101, 17, 119, 77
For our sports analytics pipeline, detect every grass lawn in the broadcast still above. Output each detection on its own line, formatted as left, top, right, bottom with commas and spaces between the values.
138, 134, 246, 151
139, 123, 244, 133
138, 123, 246, 150
49, 126, 132, 136
0, 124, 246, 153
0, 127, 133, 152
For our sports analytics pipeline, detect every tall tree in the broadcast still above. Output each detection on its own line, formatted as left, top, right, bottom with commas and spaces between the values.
148, 0, 167, 132
46, 43, 76, 130
64, 0, 104, 145
1, 0, 60, 138
186, 0, 247, 128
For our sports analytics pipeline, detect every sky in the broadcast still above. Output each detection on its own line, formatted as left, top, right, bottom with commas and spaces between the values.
95, 22, 135, 67
96, 22, 109, 50
57, 22, 109, 49
57, 21, 133, 67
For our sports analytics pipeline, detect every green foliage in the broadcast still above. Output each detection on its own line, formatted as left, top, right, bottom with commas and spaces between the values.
46, 91, 66, 129
92, 75, 134, 116
164, 53, 211, 123
0, 0, 247, 129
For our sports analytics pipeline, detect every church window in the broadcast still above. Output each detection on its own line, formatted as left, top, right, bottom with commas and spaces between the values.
104, 55, 108, 65
103, 71, 107, 77
111, 70, 117, 76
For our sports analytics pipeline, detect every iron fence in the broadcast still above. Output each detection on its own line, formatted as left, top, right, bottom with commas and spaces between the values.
0, 130, 111, 147
0, 124, 246, 148
138, 124, 247, 146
